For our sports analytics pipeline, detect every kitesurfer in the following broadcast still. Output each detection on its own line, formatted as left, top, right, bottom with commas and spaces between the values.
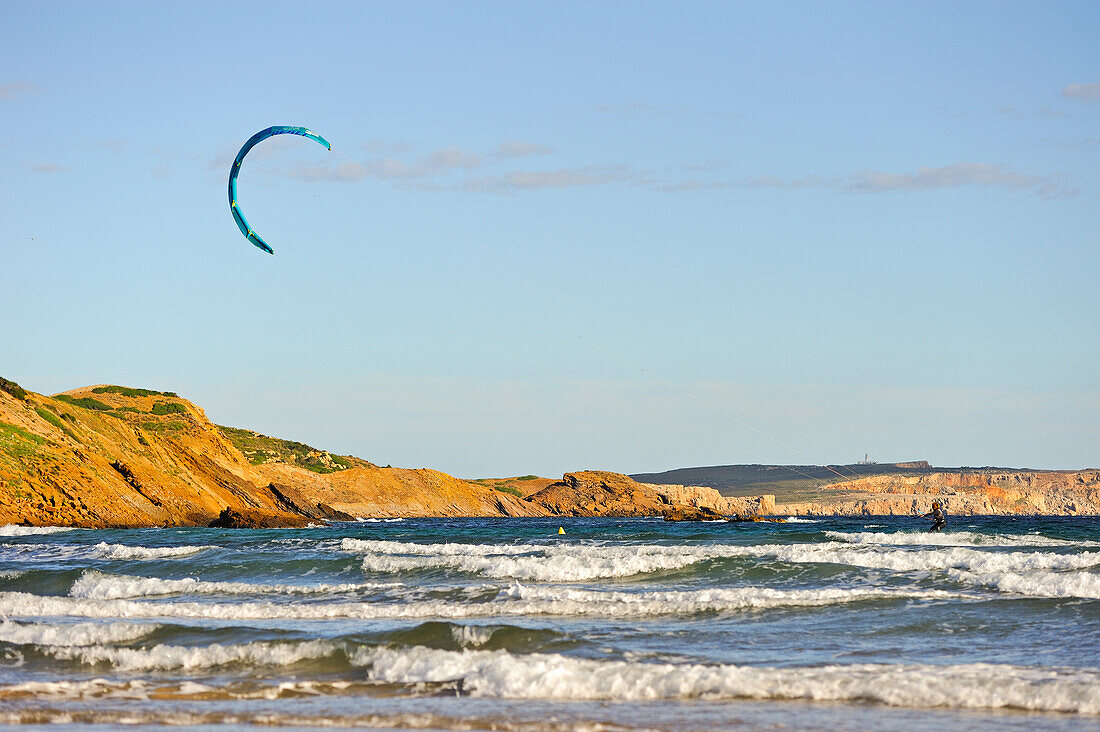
922, 501, 946, 532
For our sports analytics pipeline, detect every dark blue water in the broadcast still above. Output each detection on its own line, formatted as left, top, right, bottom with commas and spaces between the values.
0, 516, 1098, 730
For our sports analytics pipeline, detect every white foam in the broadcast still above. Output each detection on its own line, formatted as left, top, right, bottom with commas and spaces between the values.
951, 569, 1100, 600
826, 530, 1093, 548
450, 625, 496, 648
355, 518, 405, 523
0, 583, 957, 623
0, 525, 74, 536
355, 646, 1100, 713
760, 543, 1100, 574
88, 543, 215, 560
0, 678, 151, 701
783, 517, 818, 523
68, 570, 397, 600
0, 620, 155, 647
49, 639, 338, 671
343, 537, 1100, 581
344, 538, 735, 581
342, 538, 540, 556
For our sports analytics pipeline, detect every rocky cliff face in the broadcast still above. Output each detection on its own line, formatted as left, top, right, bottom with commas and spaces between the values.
778, 471, 1100, 516
527, 471, 773, 517
0, 383, 546, 527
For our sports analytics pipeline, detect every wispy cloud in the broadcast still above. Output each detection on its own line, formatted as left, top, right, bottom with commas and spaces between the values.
664, 163, 1074, 199
491, 140, 554, 159
26, 162, 70, 174
0, 82, 36, 99
1061, 83, 1100, 102
842, 163, 1066, 195
457, 165, 646, 193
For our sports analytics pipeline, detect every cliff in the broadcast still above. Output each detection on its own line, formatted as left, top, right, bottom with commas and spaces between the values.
527, 471, 774, 517
778, 471, 1100, 516
0, 381, 545, 527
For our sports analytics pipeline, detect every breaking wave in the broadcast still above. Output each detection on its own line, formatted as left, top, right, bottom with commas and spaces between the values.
0, 542, 216, 563
0, 525, 74, 536
48, 639, 341, 672
0, 583, 955, 622
88, 543, 215, 560
0, 620, 157, 647
68, 571, 397, 600
950, 569, 1100, 600
355, 645, 1100, 713
342, 537, 1100, 581
826, 530, 1094, 548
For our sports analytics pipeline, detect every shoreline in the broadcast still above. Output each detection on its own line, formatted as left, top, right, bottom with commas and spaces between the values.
4, 380, 1099, 529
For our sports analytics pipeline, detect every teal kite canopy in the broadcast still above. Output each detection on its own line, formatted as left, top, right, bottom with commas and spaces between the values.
228, 126, 331, 254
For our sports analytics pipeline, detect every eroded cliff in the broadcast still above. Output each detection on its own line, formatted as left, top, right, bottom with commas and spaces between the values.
778, 471, 1100, 516
527, 471, 774, 517
0, 382, 546, 526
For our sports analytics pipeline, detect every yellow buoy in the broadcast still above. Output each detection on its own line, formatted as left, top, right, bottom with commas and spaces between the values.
558, 527, 565, 535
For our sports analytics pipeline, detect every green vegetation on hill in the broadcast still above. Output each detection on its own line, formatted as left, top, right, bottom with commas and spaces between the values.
92, 385, 179, 398
218, 425, 359, 474
35, 407, 64, 429
472, 475, 540, 497
0, 378, 28, 401
0, 421, 47, 459
54, 394, 112, 412
35, 406, 78, 442
151, 402, 187, 416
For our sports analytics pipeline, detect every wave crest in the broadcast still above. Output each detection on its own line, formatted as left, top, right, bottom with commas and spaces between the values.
355, 646, 1100, 713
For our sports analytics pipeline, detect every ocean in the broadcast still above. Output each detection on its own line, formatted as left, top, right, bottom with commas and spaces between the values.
0, 516, 1097, 730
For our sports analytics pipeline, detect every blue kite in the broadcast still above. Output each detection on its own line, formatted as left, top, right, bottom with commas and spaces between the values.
228, 126, 331, 254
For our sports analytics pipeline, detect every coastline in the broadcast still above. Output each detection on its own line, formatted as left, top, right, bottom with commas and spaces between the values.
3, 380, 1098, 529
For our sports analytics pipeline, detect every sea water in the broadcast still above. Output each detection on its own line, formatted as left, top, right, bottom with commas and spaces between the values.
0, 516, 1097, 730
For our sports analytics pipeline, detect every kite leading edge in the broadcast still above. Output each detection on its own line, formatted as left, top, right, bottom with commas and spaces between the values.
228, 126, 331, 254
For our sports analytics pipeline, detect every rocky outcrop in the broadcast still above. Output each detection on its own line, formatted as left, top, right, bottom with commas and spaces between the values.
209, 507, 312, 529
527, 471, 775, 518
0, 381, 548, 527
778, 471, 1100, 516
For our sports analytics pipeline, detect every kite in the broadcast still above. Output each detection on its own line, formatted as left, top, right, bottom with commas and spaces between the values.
228, 126, 331, 254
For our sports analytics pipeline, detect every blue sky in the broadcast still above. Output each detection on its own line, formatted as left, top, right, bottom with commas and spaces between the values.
2, 1, 1098, 476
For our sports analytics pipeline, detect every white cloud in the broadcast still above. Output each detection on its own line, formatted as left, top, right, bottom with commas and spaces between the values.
1061, 83, 1100, 102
